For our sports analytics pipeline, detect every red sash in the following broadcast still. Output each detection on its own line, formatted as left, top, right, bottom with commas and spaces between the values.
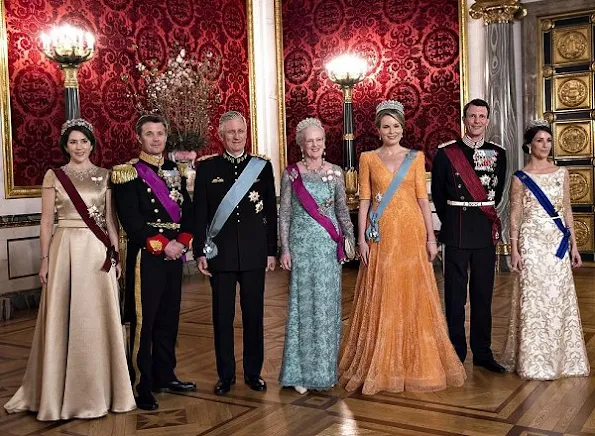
443, 145, 501, 245
53, 168, 119, 272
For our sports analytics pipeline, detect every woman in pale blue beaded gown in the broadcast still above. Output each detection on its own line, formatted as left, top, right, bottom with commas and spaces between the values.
500, 122, 589, 380
279, 118, 354, 394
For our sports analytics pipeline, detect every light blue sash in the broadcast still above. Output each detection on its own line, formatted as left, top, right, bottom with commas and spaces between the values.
366, 150, 418, 242
203, 157, 266, 259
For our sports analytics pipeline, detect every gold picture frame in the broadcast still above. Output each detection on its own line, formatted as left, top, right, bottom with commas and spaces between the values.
1, 0, 259, 199
273, 0, 469, 172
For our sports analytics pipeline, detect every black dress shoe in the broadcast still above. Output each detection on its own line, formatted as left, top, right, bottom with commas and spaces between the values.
135, 394, 158, 410
153, 379, 197, 393
214, 378, 236, 396
473, 358, 506, 373
244, 376, 267, 392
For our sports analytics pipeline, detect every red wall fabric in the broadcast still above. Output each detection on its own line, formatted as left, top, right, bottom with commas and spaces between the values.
282, 0, 462, 169
6, 0, 250, 187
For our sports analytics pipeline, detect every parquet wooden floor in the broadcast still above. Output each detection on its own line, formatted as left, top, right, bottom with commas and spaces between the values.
1, 265, 595, 435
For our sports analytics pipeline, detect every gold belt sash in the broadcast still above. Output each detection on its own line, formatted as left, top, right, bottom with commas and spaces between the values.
147, 222, 180, 230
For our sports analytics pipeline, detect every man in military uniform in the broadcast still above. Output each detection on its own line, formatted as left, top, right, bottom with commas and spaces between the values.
112, 114, 196, 410
193, 111, 277, 396
431, 99, 507, 373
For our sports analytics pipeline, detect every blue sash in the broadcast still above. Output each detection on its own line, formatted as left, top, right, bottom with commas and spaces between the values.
515, 170, 570, 259
203, 157, 267, 259
366, 150, 418, 242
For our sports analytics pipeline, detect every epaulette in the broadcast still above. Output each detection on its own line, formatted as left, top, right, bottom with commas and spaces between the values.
111, 163, 138, 184
437, 140, 457, 149
251, 153, 270, 161
492, 142, 506, 150
196, 153, 218, 162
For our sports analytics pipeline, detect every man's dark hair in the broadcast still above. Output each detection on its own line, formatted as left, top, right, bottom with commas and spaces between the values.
135, 114, 169, 136
463, 98, 490, 118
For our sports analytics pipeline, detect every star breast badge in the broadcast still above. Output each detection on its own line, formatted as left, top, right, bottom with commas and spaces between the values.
249, 190, 260, 203
255, 200, 264, 213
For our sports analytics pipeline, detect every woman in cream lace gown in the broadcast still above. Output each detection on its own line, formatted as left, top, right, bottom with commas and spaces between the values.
4, 120, 135, 420
500, 122, 589, 380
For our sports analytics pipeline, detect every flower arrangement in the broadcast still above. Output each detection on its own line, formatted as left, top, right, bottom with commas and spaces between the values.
123, 44, 219, 154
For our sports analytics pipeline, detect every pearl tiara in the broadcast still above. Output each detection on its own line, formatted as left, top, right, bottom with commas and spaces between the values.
60, 118, 94, 135
376, 100, 404, 116
296, 117, 323, 134
526, 119, 550, 129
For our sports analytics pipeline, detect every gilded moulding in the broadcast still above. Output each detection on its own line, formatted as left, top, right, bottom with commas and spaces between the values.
2, 0, 258, 198
469, 0, 527, 24
246, 0, 258, 155
273, 0, 470, 171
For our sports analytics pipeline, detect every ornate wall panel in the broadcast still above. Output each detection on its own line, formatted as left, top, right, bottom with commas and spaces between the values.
276, 0, 464, 170
538, 10, 595, 253
553, 121, 593, 159
2, 0, 254, 198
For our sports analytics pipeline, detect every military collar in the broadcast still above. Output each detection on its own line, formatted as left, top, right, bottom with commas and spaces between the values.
139, 151, 164, 167
462, 135, 485, 149
223, 151, 248, 164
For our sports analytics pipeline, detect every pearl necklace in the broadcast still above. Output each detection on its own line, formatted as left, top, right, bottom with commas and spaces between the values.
302, 158, 325, 173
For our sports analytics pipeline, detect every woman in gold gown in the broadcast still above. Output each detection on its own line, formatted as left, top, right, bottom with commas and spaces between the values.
338, 101, 465, 395
4, 119, 135, 420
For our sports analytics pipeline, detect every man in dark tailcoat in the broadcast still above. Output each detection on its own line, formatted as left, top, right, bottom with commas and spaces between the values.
431, 99, 507, 373
112, 114, 196, 410
193, 111, 277, 395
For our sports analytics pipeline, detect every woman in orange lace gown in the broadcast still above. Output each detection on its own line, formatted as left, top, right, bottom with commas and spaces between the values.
338, 101, 466, 395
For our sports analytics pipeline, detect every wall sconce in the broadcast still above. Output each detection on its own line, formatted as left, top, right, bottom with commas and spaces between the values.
40, 24, 95, 120
325, 53, 367, 207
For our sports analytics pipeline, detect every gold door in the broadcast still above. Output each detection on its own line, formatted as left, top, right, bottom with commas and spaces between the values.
539, 11, 595, 254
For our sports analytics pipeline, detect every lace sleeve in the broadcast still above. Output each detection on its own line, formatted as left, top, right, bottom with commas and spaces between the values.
333, 165, 354, 241
562, 167, 575, 235
509, 175, 523, 241
279, 168, 292, 256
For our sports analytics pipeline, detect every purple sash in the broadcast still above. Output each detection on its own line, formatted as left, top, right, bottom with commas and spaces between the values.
287, 163, 346, 262
134, 161, 181, 223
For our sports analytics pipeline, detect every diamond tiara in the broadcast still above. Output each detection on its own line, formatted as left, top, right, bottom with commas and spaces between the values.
527, 119, 550, 129
60, 118, 94, 135
296, 117, 323, 134
375, 100, 404, 116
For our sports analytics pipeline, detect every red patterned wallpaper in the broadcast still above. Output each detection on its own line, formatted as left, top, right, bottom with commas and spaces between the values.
6, 0, 250, 188
282, 0, 461, 169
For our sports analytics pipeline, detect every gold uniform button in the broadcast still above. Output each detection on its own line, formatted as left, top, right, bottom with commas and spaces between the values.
460, 196, 464, 200
154, 208, 159, 213
237, 219, 240, 223
457, 184, 462, 188
159, 229, 164, 233
157, 219, 162, 222
147, 188, 152, 193
463, 207, 467, 211
151, 199, 155, 203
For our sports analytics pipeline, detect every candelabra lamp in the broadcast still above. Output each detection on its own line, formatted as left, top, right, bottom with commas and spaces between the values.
40, 25, 95, 120
325, 54, 367, 207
